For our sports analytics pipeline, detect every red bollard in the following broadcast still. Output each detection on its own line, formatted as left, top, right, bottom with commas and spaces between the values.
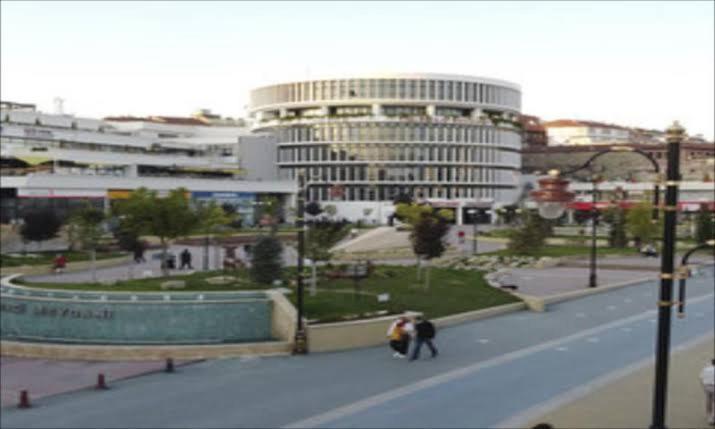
96, 373, 108, 390
18, 390, 31, 408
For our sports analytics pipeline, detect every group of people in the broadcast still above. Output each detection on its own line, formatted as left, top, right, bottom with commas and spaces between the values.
387, 315, 438, 361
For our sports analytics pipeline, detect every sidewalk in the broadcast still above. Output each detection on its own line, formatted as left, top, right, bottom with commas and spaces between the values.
525, 336, 714, 429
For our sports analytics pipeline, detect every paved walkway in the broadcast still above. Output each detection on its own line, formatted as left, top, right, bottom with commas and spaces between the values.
0, 357, 193, 408
524, 337, 714, 429
2, 270, 712, 428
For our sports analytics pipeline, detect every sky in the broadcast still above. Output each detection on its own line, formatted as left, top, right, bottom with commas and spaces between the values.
1, 1, 713, 139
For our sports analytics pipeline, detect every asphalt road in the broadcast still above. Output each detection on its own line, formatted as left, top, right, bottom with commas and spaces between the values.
2, 268, 713, 429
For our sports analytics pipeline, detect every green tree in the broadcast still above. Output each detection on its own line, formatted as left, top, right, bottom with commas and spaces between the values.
507, 210, 550, 254
603, 206, 628, 248
113, 188, 199, 276
195, 201, 231, 270
67, 204, 105, 282
695, 204, 715, 244
305, 201, 323, 217
305, 220, 350, 295
396, 203, 453, 289
257, 195, 281, 232
626, 202, 661, 245
323, 204, 337, 220
250, 235, 283, 284
20, 209, 63, 252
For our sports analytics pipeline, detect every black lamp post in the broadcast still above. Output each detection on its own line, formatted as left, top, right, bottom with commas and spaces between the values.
650, 121, 685, 429
292, 170, 308, 354
531, 147, 661, 289
467, 208, 478, 255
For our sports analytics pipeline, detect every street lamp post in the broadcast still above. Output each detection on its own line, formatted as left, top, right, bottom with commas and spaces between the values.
292, 170, 308, 354
531, 147, 661, 289
588, 179, 599, 288
467, 208, 478, 255
650, 121, 684, 429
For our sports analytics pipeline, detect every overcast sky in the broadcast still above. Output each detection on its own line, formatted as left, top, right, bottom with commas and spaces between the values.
2, 1, 713, 138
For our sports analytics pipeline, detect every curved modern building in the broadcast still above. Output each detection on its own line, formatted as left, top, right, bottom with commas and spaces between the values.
250, 73, 522, 224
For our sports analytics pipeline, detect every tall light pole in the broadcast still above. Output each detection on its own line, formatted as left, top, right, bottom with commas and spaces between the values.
650, 121, 684, 429
467, 208, 478, 255
293, 170, 308, 354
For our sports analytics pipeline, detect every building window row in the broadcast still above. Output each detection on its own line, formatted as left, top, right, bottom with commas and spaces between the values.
275, 123, 520, 147
277, 144, 517, 165
280, 165, 506, 185
252, 79, 520, 108
295, 183, 497, 202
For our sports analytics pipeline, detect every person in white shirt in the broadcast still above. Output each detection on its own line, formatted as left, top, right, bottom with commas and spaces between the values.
701, 359, 715, 425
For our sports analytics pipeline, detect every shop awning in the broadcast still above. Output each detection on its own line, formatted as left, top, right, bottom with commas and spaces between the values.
14, 155, 53, 165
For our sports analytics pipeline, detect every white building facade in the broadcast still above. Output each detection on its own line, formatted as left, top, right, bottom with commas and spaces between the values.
249, 73, 522, 224
0, 106, 295, 224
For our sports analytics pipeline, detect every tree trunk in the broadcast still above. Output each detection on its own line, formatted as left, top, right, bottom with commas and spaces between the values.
424, 259, 431, 291
161, 239, 169, 276
416, 257, 422, 281
214, 239, 221, 271
310, 260, 317, 296
90, 249, 97, 283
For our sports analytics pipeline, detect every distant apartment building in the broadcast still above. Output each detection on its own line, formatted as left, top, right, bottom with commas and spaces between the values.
543, 119, 631, 146
0, 104, 293, 224
518, 114, 547, 147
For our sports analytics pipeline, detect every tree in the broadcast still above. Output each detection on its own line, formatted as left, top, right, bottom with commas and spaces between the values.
603, 206, 628, 248
20, 209, 63, 251
396, 203, 453, 289
305, 220, 350, 295
323, 204, 337, 220
67, 204, 105, 282
250, 235, 283, 284
695, 204, 715, 244
113, 188, 199, 276
305, 201, 323, 217
257, 195, 281, 232
507, 210, 550, 254
626, 202, 661, 245
195, 201, 231, 270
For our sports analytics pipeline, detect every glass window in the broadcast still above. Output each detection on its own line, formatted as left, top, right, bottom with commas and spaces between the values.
428, 80, 436, 99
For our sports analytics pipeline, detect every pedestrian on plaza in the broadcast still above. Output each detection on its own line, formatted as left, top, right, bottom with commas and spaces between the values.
700, 358, 715, 425
52, 253, 67, 274
409, 315, 438, 361
133, 241, 147, 264
180, 248, 193, 270
387, 317, 411, 358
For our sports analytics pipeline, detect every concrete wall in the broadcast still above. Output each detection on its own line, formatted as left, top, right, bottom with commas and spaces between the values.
267, 290, 297, 342
306, 311, 421, 353
238, 134, 279, 181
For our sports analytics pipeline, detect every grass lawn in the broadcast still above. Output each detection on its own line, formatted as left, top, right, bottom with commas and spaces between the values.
0, 251, 128, 268
15, 265, 519, 324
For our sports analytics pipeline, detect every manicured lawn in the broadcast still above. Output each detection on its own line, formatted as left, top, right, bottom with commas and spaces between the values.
0, 251, 128, 268
15, 265, 519, 323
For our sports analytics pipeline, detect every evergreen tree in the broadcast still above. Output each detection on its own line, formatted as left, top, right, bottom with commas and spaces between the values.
604, 206, 628, 248
20, 209, 63, 251
250, 235, 283, 284
507, 210, 549, 254
695, 204, 715, 244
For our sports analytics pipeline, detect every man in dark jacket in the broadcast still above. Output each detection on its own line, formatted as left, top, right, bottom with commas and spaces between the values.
409, 315, 438, 361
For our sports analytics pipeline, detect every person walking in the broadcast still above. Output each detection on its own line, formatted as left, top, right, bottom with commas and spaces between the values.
387, 317, 410, 358
180, 248, 193, 270
409, 315, 438, 361
52, 253, 67, 274
701, 358, 715, 425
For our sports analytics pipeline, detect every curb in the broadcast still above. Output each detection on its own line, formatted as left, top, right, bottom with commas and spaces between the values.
515, 276, 655, 312
0, 340, 293, 361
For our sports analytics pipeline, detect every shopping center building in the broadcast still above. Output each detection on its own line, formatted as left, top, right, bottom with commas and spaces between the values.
0, 102, 293, 224
249, 73, 523, 224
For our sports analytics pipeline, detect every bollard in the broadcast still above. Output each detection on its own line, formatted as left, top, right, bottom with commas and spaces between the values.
96, 373, 108, 390
165, 358, 174, 373
18, 390, 31, 408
